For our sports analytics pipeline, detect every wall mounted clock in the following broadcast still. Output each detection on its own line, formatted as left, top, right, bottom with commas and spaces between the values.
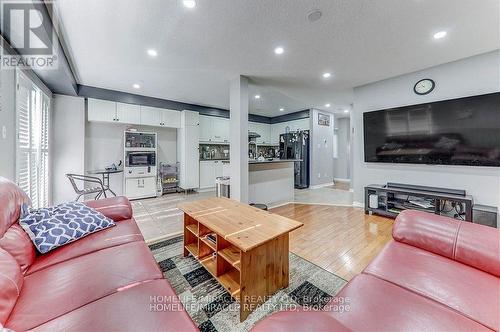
414, 79, 435, 95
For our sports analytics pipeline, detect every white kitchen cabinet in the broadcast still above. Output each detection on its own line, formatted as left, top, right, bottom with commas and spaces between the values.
116, 103, 141, 124
222, 161, 230, 177
256, 122, 271, 144
199, 115, 230, 143
140, 106, 161, 126
199, 115, 212, 142
125, 177, 156, 200
87, 98, 116, 122
199, 160, 224, 189
177, 111, 200, 190
289, 118, 310, 131
199, 161, 216, 189
140, 106, 181, 128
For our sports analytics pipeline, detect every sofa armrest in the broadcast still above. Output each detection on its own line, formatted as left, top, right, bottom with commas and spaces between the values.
393, 210, 500, 277
84, 196, 133, 222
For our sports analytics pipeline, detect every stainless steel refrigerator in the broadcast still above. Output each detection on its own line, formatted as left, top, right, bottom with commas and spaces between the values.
279, 130, 310, 189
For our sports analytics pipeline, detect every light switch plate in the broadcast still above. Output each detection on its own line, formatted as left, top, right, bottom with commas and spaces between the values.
1, 126, 6, 139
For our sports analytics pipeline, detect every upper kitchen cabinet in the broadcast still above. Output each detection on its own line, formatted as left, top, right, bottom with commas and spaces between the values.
140, 106, 181, 128
116, 103, 141, 124
87, 98, 116, 122
199, 115, 229, 143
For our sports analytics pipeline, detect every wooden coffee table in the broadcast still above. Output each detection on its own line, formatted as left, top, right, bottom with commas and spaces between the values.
178, 197, 303, 321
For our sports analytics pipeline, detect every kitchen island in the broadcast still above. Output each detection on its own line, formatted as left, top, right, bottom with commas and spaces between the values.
248, 159, 300, 207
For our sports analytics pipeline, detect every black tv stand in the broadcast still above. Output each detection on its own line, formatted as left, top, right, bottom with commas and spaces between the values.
365, 183, 474, 221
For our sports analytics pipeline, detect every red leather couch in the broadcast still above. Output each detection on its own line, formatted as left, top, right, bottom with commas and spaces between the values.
254, 210, 500, 332
0, 177, 198, 331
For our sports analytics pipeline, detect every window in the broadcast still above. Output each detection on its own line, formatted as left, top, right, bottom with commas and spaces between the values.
16, 70, 51, 209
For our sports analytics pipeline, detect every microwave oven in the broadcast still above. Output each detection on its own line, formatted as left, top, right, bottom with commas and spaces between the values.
126, 151, 156, 167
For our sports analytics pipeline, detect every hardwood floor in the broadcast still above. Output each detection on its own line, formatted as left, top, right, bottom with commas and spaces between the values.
271, 204, 393, 281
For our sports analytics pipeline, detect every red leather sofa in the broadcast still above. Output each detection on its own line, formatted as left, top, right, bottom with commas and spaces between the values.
0, 177, 198, 331
254, 210, 500, 332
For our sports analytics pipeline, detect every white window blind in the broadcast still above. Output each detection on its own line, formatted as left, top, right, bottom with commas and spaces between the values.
16, 70, 51, 209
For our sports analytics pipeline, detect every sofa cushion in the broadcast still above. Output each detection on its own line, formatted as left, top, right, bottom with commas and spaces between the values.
30, 280, 198, 332
363, 240, 500, 331
0, 224, 36, 275
392, 210, 459, 259
394, 210, 500, 277
19, 202, 115, 254
84, 196, 133, 222
0, 248, 23, 325
27, 217, 143, 274
5, 241, 163, 331
327, 274, 491, 332
455, 221, 500, 277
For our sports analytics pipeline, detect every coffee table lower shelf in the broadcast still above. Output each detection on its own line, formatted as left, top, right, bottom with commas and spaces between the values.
182, 213, 291, 322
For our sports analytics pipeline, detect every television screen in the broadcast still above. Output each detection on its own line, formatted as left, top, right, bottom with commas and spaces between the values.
363, 92, 500, 167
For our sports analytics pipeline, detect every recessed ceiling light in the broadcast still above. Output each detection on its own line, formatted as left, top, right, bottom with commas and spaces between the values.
274, 47, 284, 55
183, 0, 196, 9
279, 108, 284, 112
344, 109, 349, 113
133, 83, 141, 89
147, 49, 158, 57
254, 95, 261, 99
325, 103, 331, 108
433, 31, 447, 39
322, 72, 332, 79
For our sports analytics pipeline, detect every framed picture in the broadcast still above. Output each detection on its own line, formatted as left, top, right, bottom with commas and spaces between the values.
318, 113, 330, 126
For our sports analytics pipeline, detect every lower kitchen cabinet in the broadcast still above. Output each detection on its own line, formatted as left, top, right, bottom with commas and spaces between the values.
125, 177, 156, 200
199, 160, 226, 189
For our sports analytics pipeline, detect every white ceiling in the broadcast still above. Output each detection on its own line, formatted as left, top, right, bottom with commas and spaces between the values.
54, 0, 499, 116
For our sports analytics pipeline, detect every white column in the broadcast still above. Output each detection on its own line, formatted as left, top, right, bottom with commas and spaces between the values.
229, 75, 249, 203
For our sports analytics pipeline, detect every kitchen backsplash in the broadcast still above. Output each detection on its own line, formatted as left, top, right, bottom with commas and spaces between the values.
200, 144, 279, 160
199, 144, 230, 160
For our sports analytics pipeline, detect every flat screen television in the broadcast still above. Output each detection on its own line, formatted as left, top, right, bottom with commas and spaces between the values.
363, 92, 500, 167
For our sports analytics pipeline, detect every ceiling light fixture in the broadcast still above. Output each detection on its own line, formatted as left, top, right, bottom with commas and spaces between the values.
322, 72, 331, 79
274, 47, 284, 55
183, 0, 196, 9
147, 49, 158, 57
133, 83, 141, 89
433, 31, 447, 39
325, 103, 331, 108
344, 109, 349, 113
254, 95, 261, 99
279, 108, 284, 112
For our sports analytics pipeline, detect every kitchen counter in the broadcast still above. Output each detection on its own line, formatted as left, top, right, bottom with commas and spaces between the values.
249, 160, 296, 207
249, 159, 301, 164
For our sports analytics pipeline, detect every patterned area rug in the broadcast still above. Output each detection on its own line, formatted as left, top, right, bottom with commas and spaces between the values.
149, 237, 347, 332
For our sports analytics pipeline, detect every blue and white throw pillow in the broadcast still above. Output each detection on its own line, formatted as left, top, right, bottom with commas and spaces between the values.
19, 202, 115, 254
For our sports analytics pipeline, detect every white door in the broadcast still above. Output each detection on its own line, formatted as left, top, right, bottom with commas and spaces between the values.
140, 106, 162, 126
116, 103, 141, 124
161, 109, 181, 128
199, 116, 212, 142
88, 98, 116, 122
199, 161, 215, 188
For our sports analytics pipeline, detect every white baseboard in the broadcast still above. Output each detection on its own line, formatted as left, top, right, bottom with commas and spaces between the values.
352, 201, 364, 208
309, 182, 335, 190
334, 178, 351, 183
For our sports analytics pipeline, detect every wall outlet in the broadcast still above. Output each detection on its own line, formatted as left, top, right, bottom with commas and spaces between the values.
318, 173, 321, 178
